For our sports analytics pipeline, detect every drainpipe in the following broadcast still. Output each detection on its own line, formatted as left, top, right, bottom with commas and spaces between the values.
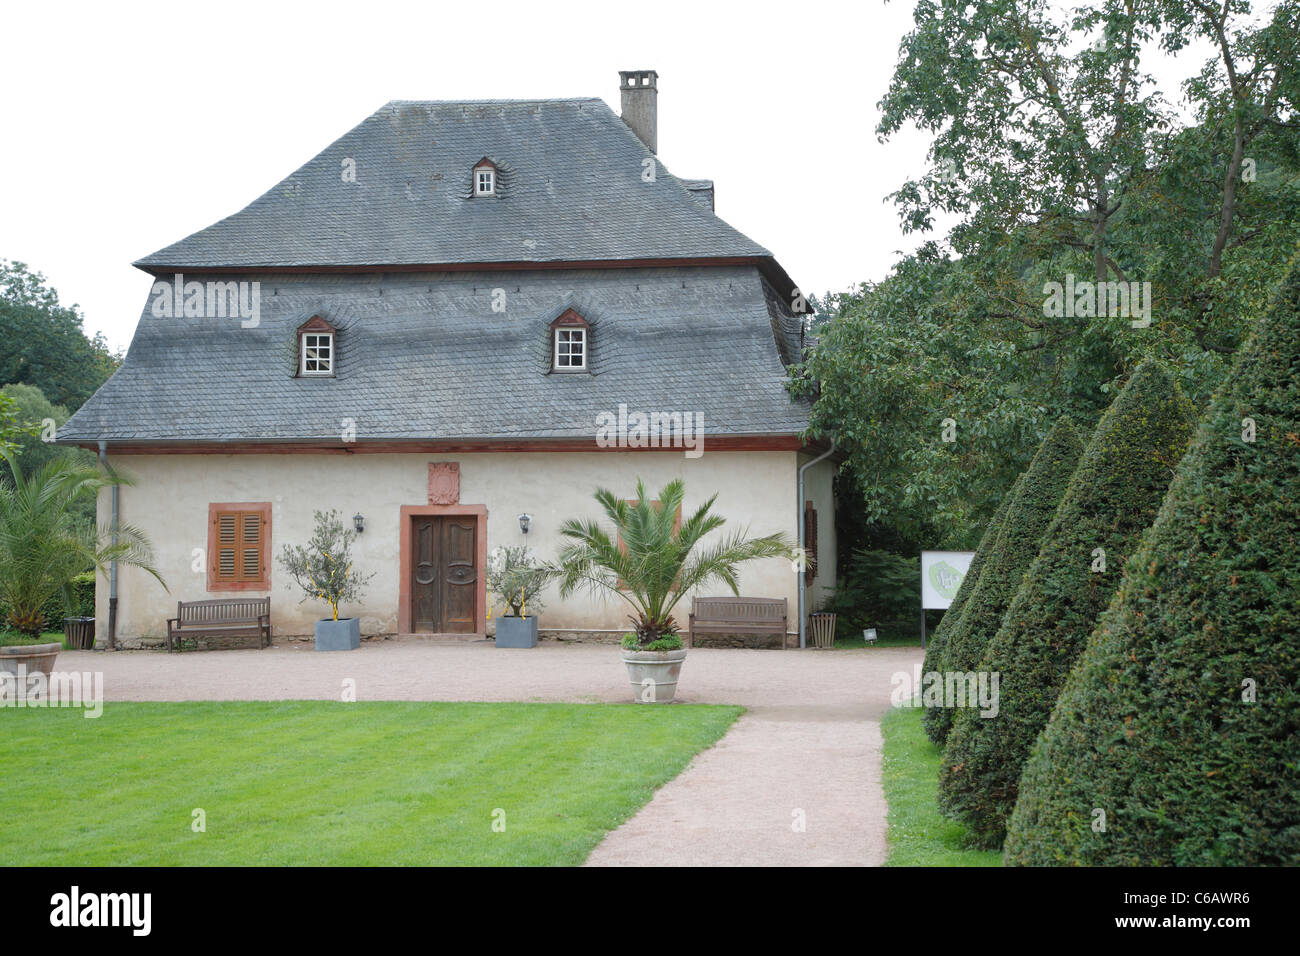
98, 441, 118, 650
797, 439, 836, 649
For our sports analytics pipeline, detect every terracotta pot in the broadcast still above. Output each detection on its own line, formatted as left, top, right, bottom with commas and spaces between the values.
0, 642, 62, 678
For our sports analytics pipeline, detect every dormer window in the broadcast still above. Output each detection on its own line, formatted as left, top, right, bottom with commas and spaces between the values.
473, 158, 498, 197
555, 327, 585, 369
550, 308, 589, 371
297, 315, 337, 377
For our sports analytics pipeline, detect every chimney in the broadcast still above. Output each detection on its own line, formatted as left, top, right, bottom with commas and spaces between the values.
619, 70, 658, 154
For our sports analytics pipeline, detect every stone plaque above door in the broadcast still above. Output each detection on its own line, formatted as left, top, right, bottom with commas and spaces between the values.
428, 462, 460, 505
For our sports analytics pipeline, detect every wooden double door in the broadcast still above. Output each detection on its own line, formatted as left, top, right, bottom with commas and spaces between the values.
410, 515, 478, 633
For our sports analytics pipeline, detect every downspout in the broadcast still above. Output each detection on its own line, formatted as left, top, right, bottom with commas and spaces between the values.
797, 439, 836, 649
98, 441, 118, 650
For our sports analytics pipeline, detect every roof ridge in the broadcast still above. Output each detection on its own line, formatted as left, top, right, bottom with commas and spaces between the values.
384, 97, 605, 107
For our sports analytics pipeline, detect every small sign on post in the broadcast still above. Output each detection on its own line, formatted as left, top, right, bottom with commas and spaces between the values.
919, 551, 975, 647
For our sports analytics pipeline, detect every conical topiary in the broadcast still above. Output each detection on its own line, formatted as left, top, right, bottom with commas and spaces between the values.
920, 491, 1014, 744
925, 418, 1083, 743
1005, 269, 1300, 866
938, 361, 1196, 848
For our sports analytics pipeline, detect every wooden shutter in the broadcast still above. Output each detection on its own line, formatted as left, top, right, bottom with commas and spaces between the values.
208, 503, 271, 591
804, 500, 818, 585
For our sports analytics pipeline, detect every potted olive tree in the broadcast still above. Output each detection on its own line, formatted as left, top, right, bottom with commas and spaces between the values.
278, 510, 373, 651
553, 478, 790, 702
0, 450, 164, 673
487, 546, 554, 648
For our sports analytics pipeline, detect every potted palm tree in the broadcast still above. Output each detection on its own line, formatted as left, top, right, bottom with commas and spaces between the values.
487, 546, 554, 648
278, 510, 373, 651
553, 478, 791, 703
0, 450, 164, 674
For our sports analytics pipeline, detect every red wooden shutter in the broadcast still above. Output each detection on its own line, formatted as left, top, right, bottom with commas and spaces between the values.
241, 512, 262, 581
216, 511, 239, 581
208, 503, 270, 590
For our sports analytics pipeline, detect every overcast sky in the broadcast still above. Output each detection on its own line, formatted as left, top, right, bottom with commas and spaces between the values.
1, 0, 1215, 352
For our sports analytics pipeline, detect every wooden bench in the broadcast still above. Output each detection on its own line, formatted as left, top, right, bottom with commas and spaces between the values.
687, 597, 790, 649
167, 598, 270, 652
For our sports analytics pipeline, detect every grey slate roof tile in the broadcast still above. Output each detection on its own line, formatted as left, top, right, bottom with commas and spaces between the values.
61, 95, 812, 445
135, 100, 768, 269
60, 267, 811, 443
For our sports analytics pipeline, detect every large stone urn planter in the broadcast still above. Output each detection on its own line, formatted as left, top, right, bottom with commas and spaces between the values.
621, 648, 688, 703
495, 616, 539, 648
0, 642, 62, 679
314, 618, 360, 651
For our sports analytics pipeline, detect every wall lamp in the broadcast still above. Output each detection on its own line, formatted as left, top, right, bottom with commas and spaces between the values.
518, 513, 532, 535
353, 513, 365, 534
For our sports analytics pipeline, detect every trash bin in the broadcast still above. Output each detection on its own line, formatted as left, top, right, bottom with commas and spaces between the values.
809, 612, 836, 649
63, 617, 95, 650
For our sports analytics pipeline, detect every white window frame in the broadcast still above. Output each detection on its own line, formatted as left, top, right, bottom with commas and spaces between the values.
300, 332, 334, 376
553, 327, 587, 370
475, 167, 496, 196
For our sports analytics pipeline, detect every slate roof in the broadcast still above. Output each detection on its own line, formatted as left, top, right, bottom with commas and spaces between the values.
59, 267, 811, 444
62, 95, 811, 445
135, 99, 769, 270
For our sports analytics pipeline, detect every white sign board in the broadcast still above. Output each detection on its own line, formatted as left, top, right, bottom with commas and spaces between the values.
921, 551, 975, 610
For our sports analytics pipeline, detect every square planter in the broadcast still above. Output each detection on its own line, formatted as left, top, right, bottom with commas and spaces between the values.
494, 615, 538, 648
315, 617, 361, 651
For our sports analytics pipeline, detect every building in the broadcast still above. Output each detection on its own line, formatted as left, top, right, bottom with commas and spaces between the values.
58, 71, 836, 646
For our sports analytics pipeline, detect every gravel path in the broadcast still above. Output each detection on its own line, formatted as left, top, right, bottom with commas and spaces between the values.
61, 637, 924, 866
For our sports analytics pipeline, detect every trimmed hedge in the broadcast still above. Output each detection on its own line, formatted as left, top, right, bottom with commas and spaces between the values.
926, 418, 1083, 744
1005, 269, 1300, 866
938, 362, 1196, 847
921, 492, 1013, 743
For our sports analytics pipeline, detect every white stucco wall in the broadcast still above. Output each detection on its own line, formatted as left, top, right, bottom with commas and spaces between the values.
95, 449, 837, 643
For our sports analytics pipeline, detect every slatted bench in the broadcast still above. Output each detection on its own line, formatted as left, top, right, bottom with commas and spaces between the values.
166, 598, 271, 652
687, 597, 790, 649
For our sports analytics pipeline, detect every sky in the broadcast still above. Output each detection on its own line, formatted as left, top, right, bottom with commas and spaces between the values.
0, 0, 1217, 353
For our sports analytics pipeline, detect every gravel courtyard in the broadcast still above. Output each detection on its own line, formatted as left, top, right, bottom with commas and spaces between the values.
63, 638, 925, 866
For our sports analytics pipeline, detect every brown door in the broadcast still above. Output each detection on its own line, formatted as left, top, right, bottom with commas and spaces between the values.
410, 515, 478, 632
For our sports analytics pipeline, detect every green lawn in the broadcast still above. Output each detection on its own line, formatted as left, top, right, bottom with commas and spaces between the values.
880, 705, 1002, 866
0, 701, 741, 865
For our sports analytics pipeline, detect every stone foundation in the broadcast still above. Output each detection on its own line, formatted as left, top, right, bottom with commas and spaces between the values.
97, 630, 796, 651
540, 629, 793, 649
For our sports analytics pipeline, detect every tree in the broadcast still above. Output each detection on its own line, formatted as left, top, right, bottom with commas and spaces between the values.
0, 392, 37, 456
277, 510, 374, 622
925, 418, 1083, 744
938, 361, 1195, 847
1005, 266, 1300, 866
793, 249, 1077, 547
0, 450, 163, 637
0, 260, 119, 411
0, 383, 93, 475
796, 0, 1300, 550
486, 546, 554, 618
552, 478, 791, 649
